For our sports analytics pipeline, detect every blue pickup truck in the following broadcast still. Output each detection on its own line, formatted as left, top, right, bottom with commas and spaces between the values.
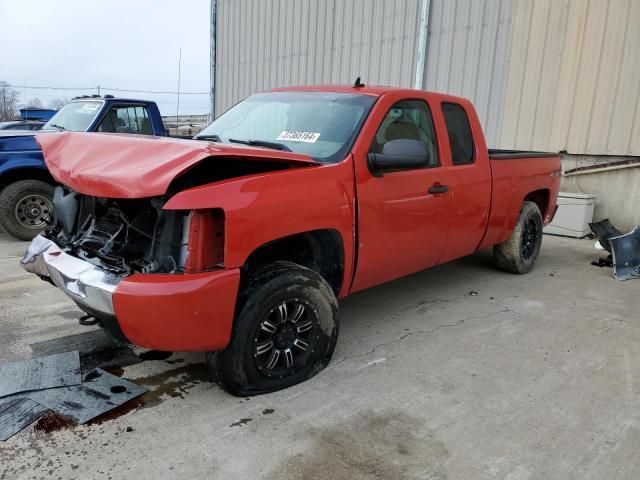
0, 95, 167, 240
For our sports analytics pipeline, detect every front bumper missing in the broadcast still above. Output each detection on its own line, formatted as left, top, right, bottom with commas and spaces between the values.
21, 235, 122, 317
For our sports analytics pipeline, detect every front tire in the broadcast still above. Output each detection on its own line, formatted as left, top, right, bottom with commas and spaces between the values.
0, 180, 54, 241
493, 201, 543, 274
210, 261, 339, 396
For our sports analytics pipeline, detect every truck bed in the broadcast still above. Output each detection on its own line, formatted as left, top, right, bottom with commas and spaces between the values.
478, 151, 562, 250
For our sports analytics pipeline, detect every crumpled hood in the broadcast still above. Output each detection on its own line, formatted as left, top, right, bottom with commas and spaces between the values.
35, 132, 318, 198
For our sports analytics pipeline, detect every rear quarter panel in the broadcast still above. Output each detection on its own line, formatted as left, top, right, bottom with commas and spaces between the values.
479, 155, 561, 249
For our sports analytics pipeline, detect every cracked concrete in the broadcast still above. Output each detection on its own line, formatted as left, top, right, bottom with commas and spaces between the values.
1, 232, 639, 479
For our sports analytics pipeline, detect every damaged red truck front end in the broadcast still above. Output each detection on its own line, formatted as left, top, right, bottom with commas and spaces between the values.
21, 131, 328, 352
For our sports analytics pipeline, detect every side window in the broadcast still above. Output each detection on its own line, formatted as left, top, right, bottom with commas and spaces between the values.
370, 100, 439, 167
442, 103, 474, 165
98, 105, 152, 134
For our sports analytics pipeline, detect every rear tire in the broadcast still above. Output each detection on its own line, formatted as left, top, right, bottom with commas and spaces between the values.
0, 180, 54, 241
493, 201, 543, 274
209, 261, 339, 396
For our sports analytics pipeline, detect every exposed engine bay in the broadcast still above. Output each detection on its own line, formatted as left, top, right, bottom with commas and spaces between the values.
48, 187, 188, 275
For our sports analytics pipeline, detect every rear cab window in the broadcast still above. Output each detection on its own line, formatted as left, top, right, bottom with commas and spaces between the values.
442, 103, 474, 165
98, 105, 153, 135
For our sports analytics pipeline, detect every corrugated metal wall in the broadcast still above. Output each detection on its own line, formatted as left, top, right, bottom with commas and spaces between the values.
423, 0, 512, 148
500, 0, 640, 156
215, 0, 423, 115
215, 0, 639, 156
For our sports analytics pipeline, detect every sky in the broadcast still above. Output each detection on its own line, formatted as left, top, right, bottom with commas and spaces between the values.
0, 0, 211, 115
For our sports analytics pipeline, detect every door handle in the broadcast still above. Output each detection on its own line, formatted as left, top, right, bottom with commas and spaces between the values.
428, 184, 449, 195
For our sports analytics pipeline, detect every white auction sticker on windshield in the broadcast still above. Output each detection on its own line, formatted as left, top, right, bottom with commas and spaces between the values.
81, 103, 100, 111
276, 131, 321, 143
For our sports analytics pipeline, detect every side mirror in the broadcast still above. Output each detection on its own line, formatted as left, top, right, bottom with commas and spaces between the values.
367, 139, 430, 175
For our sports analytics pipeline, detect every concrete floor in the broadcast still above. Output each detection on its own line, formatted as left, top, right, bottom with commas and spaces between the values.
0, 232, 639, 480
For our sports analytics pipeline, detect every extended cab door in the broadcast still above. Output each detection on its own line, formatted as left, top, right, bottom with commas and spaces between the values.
435, 100, 491, 264
350, 93, 453, 292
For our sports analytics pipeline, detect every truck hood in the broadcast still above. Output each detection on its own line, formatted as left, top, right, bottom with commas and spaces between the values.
35, 132, 319, 198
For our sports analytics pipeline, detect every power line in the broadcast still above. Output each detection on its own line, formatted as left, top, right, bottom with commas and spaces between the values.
3, 83, 208, 95
103, 86, 207, 95
4, 84, 94, 91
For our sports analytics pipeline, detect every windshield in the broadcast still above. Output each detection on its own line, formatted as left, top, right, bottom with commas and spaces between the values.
43, 100, 104, 132
197, 92, 376, 163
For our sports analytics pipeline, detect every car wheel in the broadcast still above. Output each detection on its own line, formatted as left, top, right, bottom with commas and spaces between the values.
493, 201, 543, 274
0, 180, 54, 241
209, 261, 339, 396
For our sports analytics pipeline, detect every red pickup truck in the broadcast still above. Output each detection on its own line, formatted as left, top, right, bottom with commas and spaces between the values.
21, 85, 560, 395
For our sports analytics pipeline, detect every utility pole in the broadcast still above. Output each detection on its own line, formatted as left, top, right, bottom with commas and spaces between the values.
176, 48, 182, 126
414, 0, 431, 90
210, 0, 217, 121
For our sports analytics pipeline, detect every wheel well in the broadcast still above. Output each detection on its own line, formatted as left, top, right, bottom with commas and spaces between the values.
0, 168, 54, 190
524, 189, 549, 218
243, 230, 345, 294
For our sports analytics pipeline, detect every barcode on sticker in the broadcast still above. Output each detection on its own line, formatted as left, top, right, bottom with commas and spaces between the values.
276, 131, 321, 143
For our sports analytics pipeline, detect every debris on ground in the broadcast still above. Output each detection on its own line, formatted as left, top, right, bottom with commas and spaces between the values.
18, 368, 147, 424
0, 352, 147, 441
589, 219, 622, 253
589, 220, 640, 280
30, 329, 141, 372
591, 257, 613, 268
610, 226, 640, 280
0, 351, 81, 398
0, 398, 49, 441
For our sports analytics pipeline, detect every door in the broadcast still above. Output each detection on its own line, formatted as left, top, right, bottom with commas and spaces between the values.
436, 101, 491, 264
351, 96, 453, 292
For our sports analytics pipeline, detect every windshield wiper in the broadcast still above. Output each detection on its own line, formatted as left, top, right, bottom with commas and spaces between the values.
47, 124, 66, 131
194, 134, 221, 142
228, 138, 292, 152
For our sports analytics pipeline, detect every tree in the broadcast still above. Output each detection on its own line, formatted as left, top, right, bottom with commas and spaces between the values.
26, 97, 43, 108
48, 97, 69, 110
0, 81, 20, 121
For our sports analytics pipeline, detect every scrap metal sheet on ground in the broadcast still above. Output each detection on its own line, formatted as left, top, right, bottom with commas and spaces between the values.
0, 349, 148, 440
23, 369, 148, 424
30, 329, 141, 372
0, 351, 81, 398
0, 397, 49, 441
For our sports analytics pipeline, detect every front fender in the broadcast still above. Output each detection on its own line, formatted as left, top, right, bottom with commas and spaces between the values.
163, 159, 357, 296
0, 152, 48, 179
0, 134, 47, 179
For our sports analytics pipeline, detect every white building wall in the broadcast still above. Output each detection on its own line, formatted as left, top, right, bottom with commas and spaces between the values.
215, 0, 423, 115
500, 0, 640, 156
423, 0, 513, 147
214, 0, 640, 158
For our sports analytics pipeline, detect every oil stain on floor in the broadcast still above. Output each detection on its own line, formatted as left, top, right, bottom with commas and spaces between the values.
266, 411, 449, 480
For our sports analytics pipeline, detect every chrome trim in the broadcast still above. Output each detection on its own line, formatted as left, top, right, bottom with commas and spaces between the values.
21, 235, 123, 316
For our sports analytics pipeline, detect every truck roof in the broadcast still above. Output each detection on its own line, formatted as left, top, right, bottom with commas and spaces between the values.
70, 95, 157, 105
269, 84, 469, 103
